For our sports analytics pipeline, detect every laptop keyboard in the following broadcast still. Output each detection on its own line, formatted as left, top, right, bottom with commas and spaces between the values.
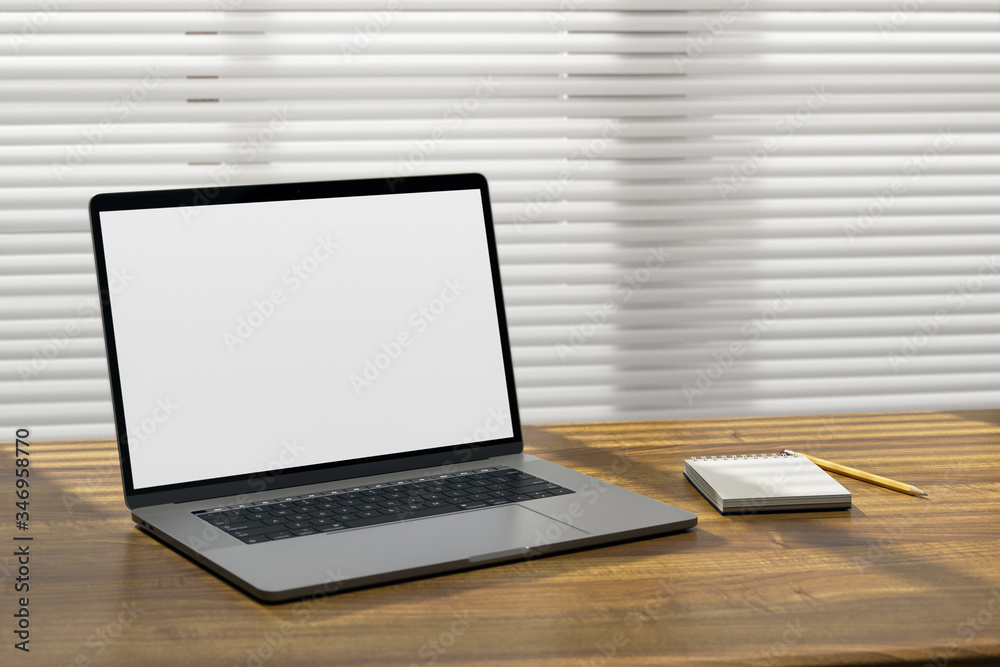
194, 465, 574, 544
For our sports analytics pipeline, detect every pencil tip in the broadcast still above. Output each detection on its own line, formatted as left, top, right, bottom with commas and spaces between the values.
912, 486, 927, 496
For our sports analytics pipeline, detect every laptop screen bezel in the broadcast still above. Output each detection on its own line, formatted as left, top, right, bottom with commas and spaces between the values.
88, 173, 523, 509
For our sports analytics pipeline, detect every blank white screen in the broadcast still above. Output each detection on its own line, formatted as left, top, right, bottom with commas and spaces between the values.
100, 188, 513, 490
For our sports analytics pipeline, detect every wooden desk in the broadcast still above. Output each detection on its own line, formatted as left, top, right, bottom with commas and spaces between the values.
2, 411, 998, 666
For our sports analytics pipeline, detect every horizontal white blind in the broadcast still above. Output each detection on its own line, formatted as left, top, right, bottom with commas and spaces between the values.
1, 1, 999, 440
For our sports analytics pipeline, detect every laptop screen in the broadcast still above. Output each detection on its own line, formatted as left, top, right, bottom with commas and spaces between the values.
93, 178, 516, 492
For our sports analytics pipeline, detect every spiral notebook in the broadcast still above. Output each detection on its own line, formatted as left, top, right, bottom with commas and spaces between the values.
684, 453, 851, 514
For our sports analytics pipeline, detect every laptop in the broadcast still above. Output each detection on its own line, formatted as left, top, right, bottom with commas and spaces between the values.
88, 173, 696, 602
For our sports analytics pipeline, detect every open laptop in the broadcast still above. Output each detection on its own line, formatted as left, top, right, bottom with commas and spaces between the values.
88, 173, 696, 602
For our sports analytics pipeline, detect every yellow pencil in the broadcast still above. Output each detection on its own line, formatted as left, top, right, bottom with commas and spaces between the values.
781, 449, 927, 497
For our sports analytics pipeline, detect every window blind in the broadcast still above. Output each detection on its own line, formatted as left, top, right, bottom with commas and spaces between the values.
1, 1, 998, 440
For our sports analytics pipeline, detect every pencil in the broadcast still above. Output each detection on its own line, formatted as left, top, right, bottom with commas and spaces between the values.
781, 449, 927, 497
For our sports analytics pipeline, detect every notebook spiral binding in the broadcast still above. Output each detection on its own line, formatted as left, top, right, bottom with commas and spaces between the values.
689, 453, 794, 461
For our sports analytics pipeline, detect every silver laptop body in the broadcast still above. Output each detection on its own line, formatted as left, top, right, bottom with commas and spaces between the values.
88, 173, 696, 602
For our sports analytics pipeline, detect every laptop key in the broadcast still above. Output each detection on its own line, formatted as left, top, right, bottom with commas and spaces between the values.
316, 501, 342, 510
221, 520, 264, 532
398, 505, 458, 520
316, 522, 347, 532
341, 514, 400, 529
268, 531, 294, 540
245, 524, 291, 536
456, 501, 488, 510
507, 483, 550, 496
509, 477, 546, 487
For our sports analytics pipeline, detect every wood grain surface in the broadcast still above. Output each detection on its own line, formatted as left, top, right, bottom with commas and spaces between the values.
1, 410, 998, 666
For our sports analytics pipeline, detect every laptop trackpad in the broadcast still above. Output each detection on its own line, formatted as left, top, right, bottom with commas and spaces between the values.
216, 505, 590, 593
341, 505, 591, 569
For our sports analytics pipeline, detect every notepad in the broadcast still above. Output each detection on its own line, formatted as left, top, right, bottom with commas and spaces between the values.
684, 453, 851, 514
